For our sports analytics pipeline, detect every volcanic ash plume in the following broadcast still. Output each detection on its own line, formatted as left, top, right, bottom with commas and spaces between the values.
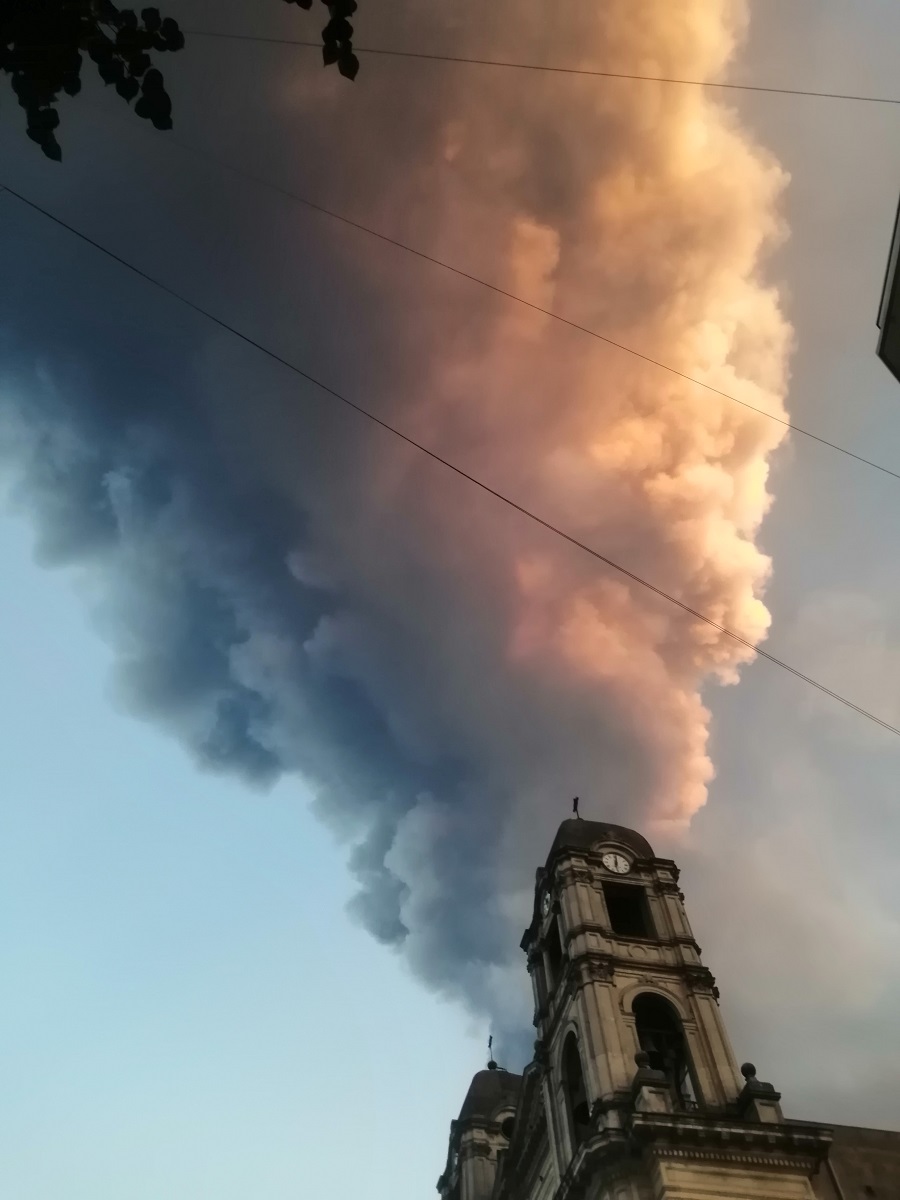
1, 0, 791, 1049
253, 0, 792, 1035
306, 3, 789, 818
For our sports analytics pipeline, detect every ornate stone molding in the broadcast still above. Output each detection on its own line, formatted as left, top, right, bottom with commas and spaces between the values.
654, 1147, 820, 1169
629, 1111, 832, 1166
653, 879, 682, 897
682, 964, 720, 1001
525, 945, 543, 971
551, 1113, 832, 1200
562, 920, 702, 957
557, 863, 595, 888
458, 1139, 494, 1162
574, 955, 616, 986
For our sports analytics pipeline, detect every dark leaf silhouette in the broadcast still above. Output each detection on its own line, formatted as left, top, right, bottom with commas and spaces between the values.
324, 15, 353, 43
129, 51, 152, 76
159, 16, 183, 51
338, 50, 360, 81
2, 0, 360, 161
116, 74, 141, 100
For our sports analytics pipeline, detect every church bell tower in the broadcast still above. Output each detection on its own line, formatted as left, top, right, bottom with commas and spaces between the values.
513, 817, 832, 1199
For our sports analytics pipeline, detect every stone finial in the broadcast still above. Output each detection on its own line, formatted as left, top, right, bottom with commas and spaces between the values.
630, 1048, 671, 1114
737, 1061, 783, 1124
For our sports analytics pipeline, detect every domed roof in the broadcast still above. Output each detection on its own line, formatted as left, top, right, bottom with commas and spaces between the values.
458, 1066, 522, 1123
548, 818, 654, 862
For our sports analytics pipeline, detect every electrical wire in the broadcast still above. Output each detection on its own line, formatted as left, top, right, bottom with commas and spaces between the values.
184, 29, 900, 108
95, 108, 900, 486
2, 179, 897, 738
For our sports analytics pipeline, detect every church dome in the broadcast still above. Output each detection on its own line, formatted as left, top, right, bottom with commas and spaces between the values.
548, 818, 654, 862
458, 1066, 522, 1123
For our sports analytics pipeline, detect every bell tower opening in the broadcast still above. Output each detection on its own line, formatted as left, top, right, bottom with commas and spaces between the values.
561, 1032, 591, 1149
633, 993, 697, 1109
602, 881, 653, 938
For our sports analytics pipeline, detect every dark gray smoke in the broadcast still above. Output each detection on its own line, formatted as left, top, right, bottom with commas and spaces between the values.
0, 0, 788, 1059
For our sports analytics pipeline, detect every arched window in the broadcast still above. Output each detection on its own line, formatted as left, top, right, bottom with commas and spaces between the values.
633, 993, 698, 1109
561, 1032, 591, 1148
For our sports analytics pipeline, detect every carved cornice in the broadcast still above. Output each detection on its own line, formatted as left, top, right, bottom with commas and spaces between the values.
539, 948, 721, 1043
629, 1111, 832, 1165
458, 1140, 494, 1162
682, 964, 720, 1001
563, 921, 702, 957
574, 955, 616, 986
591, 1091, 632, 1119
653, 879, 683, 898
654, 1146, 822, 1169
651, 857, 681, 882
568, 943, 704, 979
556, 863, 595, 887
549, 1114, 832, 1200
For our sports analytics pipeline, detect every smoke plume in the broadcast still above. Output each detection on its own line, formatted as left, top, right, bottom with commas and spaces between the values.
1, 0, 790, 1055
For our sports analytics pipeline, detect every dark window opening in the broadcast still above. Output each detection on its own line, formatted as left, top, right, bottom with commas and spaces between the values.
562, 1032, 591, 1149
545, 917, 564, 988
500, 1116, 515, 1139
633, 993, 697, 1109
603, 882, 654, 938
533, 959, 548, 1010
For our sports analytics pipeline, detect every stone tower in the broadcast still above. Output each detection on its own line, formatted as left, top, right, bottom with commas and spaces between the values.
439, 817, 836, 1200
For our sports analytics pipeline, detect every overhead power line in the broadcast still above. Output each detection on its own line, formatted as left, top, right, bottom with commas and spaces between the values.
185, 29, 900, 108
2, 179, 897, 740
95, 109, 900, 486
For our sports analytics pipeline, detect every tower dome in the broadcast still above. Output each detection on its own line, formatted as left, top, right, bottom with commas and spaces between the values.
547, 818, 654, 864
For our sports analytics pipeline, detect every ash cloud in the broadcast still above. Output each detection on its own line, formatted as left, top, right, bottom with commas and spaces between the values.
1, 0, 792, 1057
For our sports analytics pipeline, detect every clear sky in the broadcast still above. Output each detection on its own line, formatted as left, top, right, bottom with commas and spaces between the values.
0, 514, 483, 1198
3, 2, 900, 1198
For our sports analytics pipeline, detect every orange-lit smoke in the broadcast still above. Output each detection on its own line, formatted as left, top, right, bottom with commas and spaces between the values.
364, 0, 791, 831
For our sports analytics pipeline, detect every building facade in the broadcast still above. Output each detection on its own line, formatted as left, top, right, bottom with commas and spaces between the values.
877, 191, 900, 385
437, 819, 900, 1200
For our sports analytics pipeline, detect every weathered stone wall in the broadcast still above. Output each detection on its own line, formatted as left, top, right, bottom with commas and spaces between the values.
812, 1125, 900, 1200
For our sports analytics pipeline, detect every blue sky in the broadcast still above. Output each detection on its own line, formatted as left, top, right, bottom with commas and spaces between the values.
0, 513, 482, 1198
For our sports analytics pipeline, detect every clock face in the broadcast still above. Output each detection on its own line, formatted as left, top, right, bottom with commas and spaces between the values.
541, 891, 552, 917
601, 851, 631, 875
